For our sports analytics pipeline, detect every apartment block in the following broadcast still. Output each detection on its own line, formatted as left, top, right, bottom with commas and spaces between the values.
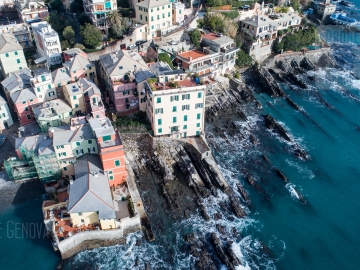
79, 78, 106, 119
0, 33, 27, 78
64, 83, 86, 116
99, 50, 149, 114
134, 0, 174, 38
10, 87, 39, 125
0, 23, 33, 48
83, 0, 118, 34
32, 99, 73, 132
30, 67, 58, 102
32, 22, 62, 67
172, 0, 185, 25
63, 48, 97, 84
0, 96, 14, 130
52, 67, 71, 87
142, 63, 206, 138
89, 117, 128, 187
14, 0, 48, 23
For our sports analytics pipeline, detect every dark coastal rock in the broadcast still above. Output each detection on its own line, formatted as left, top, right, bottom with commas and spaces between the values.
229, 195, 246, 218
246, 175, 256, 188
226, 242, 242, 266
301, 57, 316, 70
210, 233, 237, 270
253, 67, 284, 97
275, 168, 289, 183
214, 212, 222, 220
262, 155, 271, 165
249, 134, 258, 145
264, 114, 291, 142
287, 73, 307, 89
145, 262, 152, 270
216, 224, 226, 235
294, 148, 309, 160
236, 183, 251, 206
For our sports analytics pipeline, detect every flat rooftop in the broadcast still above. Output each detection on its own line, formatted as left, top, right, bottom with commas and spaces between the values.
177, 50, 208, 61
88, 117, 115, 137
148, 78, 201, 91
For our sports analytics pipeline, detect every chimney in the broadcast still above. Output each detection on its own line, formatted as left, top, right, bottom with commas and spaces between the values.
189, 56, 192, 62
48, 128, 55, 138
70, 180, 74, 185
94, 172, 98, 177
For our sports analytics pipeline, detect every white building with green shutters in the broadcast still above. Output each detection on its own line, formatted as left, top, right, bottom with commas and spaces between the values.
0, 33, 27, 78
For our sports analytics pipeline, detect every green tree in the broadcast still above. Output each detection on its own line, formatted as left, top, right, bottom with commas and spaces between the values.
236, 49, 252, 67
188, 29, 201, 49
61, 40, 70, 50
45, 11, 62, 33
74, 43, 85, 50
272, 38, 283, 54
70, 0, 84, 13
81, 23, 102, 49
291, 0, 300, 11
107, 10, 124, 38
277, 30, 283, 36
206, 13, 224, 33
158, 53, 173, 69
76, 13, 92, 25
206, 0, 223, 7
50, 0, 64, 13
63, 26, 75, 44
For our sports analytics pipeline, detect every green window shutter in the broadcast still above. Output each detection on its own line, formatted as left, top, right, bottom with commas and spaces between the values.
197, 113, 201, 120
168, 12, 170, 17
88, 140, 92, 144
184, 115, 187, 121
108, 171, 113, 174
17, 59, 20, 63
158, 119, 162, 125
58, 83, 61, 87
48, 84, 51, 89
158, 128, 162, 133
157, 97, 161, 103
14, 51, 18, 55
196, 123, 200, 127
25, 107, 28, 111
103, 135, 111, 141
172, 106, 176, 112
198, 92, 202, 98
76, 142, 80, 146
37, 87, 40, 92
182, 95, 185, 100
173, 117, 176, 123
64, 167, 67, 171
109, 176, 114, 180
22, 101, 26, 104
73, 96, 77, 100
196, 131, 200, 135
179, 10, 182, 14
115, 160, 121, 166
41, 75, 45, 82
5, 53, 9, 57
183, 125, 187, 129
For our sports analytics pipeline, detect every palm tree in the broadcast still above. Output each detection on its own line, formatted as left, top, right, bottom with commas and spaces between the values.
106, 10, 122, 28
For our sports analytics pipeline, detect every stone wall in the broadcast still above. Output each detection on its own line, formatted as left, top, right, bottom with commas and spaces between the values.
58, 224, 141, 259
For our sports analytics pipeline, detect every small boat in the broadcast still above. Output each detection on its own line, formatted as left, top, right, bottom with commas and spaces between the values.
0, 135, 6, 146
339, 1, 355, 7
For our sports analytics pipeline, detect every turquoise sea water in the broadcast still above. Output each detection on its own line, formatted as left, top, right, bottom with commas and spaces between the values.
2, 7, 360, 270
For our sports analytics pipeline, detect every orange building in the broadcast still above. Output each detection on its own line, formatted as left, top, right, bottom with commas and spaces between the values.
89, 117, 128, 188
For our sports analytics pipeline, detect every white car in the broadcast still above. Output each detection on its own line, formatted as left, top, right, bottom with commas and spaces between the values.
127, 44, 136, 50
170, 40, 178, 45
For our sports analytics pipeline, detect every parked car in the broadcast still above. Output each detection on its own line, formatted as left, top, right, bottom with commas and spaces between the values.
135, 40, 147, 46
169, 40, 178, 45
127, 44, 136, 50
241, 5, 250, 9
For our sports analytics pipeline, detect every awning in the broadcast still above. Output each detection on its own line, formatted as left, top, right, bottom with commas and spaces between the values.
34, 56, 46, 64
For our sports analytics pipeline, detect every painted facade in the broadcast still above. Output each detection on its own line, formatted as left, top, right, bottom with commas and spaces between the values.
30, 67, 58, 102
0, 33, 27, 77
0, 23, 33, 49
0, 96, 14, 130
10, 88, 39, 126
14, 0, 48, 23
83, 0, 118, 34
64, 83, 86, 116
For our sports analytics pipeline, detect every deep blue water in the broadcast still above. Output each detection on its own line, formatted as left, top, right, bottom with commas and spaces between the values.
2, 8, 360, 270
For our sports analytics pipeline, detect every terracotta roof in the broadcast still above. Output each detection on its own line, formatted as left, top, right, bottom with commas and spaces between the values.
202, 33, 219, 40
178, 50, 207, 61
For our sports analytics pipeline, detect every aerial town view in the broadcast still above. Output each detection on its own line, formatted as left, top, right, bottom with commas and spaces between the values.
0, 0, 359, 269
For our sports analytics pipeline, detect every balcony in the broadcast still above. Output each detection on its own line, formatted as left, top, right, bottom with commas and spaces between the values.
220, 47, 240, 55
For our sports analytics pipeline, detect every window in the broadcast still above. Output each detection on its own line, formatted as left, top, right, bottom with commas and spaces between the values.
48, 84, 51, 89
61, 145, 64, 148
108, 170, 113, 174
157, 7, 159, 11
171, 126, 178, 132
109, 176, 114, 180
29, 99, 33, 102
182, 105, 190, 111
48, 92, 54, 97
173, 116, 177, 123
140, 14, 142, 20
157, 97, 161, 103
78, 213, 82, 216
146, 16, 148, 21
184, 115, 188, 121
158, 128, 162, 133
22, 101, 26, 104
182, 94, 190, 100
123, 90, 130, 95
151, 16, 154, 21
75, 104, 79, 108
172, 106, 177, 112
103, 135, 111, 141
58, 83, 61, 87
151, 8, 153, 12
5, 53, 9, 57
157, 15, 160, 20
195, 103, 203, 109
196, 131, 200, 135
168, 4, 170, 8
115, 160, 121, 166
37, 87, 40, 92
152, 25, 154, 29
73, 96, 77, 100
196, 123, 200, 127
63, 167, 67, 171
62, 152, 66, 156
168, 12, 170, 17
158, 119, 162, 125
88, 140, 92, 144
197, 113, 201, 120
24, 107, 28, 111
76, 142, 80, 146
179, 9, 182, 14
162, 6, 164, 9
17, 59, 20, 63
162, 13, 165, 18
14, 51, 18, 55
198, 92, 202, 98
155, 108, 163, 114
183, 125, 187, 129
41, 75, 45, 82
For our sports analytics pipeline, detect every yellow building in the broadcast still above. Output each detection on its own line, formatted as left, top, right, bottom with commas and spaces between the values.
64, 82, 85, 116
67, 154, 117, 230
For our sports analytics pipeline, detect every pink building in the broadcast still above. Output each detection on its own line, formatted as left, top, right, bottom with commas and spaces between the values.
99, 50, 149, 114
62, 48, 97, 84
78, 78, 106, 119
10, 88, 39, 125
